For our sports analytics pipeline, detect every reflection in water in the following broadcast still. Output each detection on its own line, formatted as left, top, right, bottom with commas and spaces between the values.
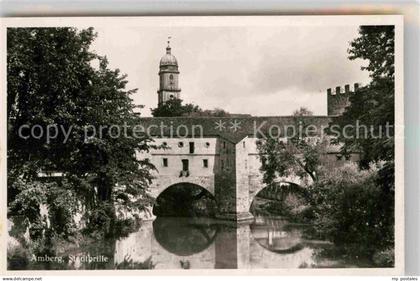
19, 216, 374, 269
153, 217, 218, 256
113, 216, 346, 269
250, 217, 305, 254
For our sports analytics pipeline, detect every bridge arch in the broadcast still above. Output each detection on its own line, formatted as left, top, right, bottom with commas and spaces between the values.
152, 181, 217, 218
149, 176, 215, 199
248, 174, 306, 207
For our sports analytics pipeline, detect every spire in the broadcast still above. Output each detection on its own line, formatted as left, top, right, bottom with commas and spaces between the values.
166, 36, 171, 54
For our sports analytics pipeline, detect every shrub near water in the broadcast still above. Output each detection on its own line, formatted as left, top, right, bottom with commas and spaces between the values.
309, 163, 394, 265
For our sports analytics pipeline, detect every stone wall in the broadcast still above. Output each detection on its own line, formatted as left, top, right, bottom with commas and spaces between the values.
327, 83, 359, 116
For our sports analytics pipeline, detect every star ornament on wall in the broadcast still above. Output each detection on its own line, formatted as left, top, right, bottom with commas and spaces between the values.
230, 120, 241, 132
214, 120, 226, 131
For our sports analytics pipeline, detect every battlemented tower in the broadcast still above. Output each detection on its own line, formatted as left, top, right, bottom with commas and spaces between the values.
157, 38, 181, 105
327, 83, 360, 116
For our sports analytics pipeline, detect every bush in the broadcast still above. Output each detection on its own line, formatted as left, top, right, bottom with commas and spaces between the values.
309, 163, 394, 262
7, 239, 30, 270
113, 218, 141, 238
83, 203, 114, 239
373, 247, 394, 267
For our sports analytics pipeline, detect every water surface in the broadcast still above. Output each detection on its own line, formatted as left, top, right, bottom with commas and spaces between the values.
69, 216, 374, 269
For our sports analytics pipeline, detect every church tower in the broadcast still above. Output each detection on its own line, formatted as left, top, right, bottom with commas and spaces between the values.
157, 38, 181, 105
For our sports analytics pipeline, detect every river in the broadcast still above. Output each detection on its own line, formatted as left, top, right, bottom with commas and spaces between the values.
40, 216, 374, 270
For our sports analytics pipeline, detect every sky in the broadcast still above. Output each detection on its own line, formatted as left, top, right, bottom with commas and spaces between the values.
91, 25, 371, 117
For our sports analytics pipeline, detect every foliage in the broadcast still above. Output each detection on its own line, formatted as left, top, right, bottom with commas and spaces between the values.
151, 98, 202, 117
257, 108, 327, 189
7, 238, 30, 270
84, 206, 141, 240
7, 28, 155, 240
258, 136, 394, 264
115, 256, 155, 270
293, 107, 313, 117
372, 247, 394, 267
320, 26, 395, 264
308, 163, 394, 260
330, 26, 395, 169
8, 179, 46, 234
348, 26, 394, 82
188, 107, 232, 117
151, 98, 232, 117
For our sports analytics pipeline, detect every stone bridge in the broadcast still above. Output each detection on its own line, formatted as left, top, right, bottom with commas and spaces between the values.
147, 171, 306, 221
137, 117, 329, 221
149, 175, 215, 199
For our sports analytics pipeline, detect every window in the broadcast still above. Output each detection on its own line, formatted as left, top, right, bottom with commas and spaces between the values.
169, 74, 174, 80
163, 158, 168, 167
178, 142, 184, 148
189, 142, 195, 153
162, 142, 167, 146
205, 142, 210, 148
243, 141, 246, 148
221, 160, 224, 170
223, 142, 226, 149
182, 159, 189, 171
203, 159, 208, 168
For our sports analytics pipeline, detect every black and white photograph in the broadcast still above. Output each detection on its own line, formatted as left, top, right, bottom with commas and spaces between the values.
2, 16, 404, 274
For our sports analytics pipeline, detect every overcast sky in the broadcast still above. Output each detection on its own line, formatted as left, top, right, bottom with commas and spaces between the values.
91, 25, 371, 117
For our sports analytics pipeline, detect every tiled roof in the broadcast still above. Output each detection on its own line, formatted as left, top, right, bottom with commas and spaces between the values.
138, 116, 332, 143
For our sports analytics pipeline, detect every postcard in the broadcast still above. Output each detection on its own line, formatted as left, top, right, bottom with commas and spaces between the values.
0, 15, 404, 275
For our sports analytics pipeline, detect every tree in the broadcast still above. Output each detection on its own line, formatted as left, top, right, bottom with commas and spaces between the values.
7, 28, 154, 240
151, 98, 202, 117
151, 98, 232, 117
326, 25, 395, 262
331, 26, 395, 168
188, 107, 232, 117
348, 26, 394, 82
292, 107, 313, 117
257, 108, 326, 190
308, 162, 394, 265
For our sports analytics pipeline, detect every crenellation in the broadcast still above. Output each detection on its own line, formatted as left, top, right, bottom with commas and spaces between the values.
344, 84, 350, 93
335, 86, 341, 95
327, 82, 361, 116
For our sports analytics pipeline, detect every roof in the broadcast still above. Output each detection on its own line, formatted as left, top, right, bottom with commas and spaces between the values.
138, 116, 333, 144
160, 53, 178, 66
160, 45, 178, 66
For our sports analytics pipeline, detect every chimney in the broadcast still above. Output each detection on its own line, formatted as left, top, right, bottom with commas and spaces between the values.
354, 83, 359, 92
327, 88, 332, 95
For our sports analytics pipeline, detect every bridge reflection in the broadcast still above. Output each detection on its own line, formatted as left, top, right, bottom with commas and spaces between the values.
153, 217, 218, 256
113, 216, 324, 269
